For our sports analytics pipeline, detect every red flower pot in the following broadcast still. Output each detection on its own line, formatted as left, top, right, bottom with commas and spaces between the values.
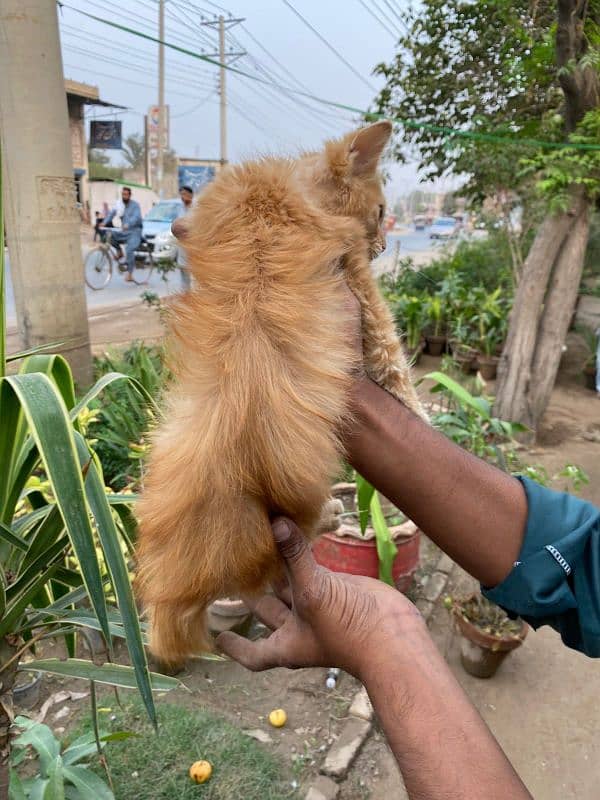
312, 528, 421, 592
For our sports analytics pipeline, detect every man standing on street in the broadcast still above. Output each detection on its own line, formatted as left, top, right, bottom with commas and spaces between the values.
175, 185, 194, 290
102, 187, 143, 283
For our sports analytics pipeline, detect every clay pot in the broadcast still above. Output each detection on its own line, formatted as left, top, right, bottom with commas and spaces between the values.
14, 670, 43, 710
425, 334, 446, 357
312, 525, 420, 593
477, 354, 500, 381
453, 604, 528, 679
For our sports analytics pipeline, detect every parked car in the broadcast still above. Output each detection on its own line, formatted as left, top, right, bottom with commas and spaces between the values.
429, 216, 458, 239
141, 199, 183, 261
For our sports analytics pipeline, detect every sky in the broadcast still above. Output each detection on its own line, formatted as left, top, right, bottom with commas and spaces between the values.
58, 0, 451, 204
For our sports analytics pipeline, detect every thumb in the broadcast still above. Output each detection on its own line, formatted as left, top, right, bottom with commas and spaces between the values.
272, 517, 317, 588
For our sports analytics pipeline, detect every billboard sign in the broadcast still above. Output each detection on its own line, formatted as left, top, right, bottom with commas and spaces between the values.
90, 120, 122, 149
178, 164, 217, 194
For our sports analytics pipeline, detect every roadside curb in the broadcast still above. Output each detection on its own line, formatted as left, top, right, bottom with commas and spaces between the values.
304, 551, 455, 799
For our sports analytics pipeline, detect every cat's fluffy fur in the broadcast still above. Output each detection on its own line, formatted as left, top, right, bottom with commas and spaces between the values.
135, 121, 425, 666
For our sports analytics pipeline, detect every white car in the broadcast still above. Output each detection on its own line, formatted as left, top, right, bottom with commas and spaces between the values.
429, 217, 458, 239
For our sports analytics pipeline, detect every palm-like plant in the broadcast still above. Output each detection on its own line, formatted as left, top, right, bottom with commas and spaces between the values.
0, 149, 181, 796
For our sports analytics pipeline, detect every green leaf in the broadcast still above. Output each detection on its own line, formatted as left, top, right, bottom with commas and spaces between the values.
62, 731, 107, 767
9, 769, 27, 800
29, 779, 49, 800
74, 432, 156, 727
12, 718, 60, 775
355, 474, 375, 535
0, 521, 27, 552
18, 658, 182, 691
70, 371, 159, 424
62, 766, 114, 800
369, 492, 398, 587
423, 371, 491, 420
44, 755, 65, 800
0, 564, 59, 636
2, 373, 111, 646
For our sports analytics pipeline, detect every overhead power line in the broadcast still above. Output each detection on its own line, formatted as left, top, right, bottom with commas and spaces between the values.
356, 0, 398, 39
279, 0, 377, 92
370, 0, 405, 37
58, 3, 600, 153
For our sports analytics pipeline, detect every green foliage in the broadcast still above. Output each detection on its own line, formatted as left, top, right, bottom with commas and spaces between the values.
0, 351, 179, 730
381, 233, 513, 354
424, 370, 590, 492
79, 701, 299, 800
373, 0, 558, 188
521, 110, 600, 210
90, 343, 169, 490
10, 716, 116, 800
355, 475, 398, 586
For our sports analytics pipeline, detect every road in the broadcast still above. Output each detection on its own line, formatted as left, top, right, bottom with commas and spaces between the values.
3, 229, 438, 327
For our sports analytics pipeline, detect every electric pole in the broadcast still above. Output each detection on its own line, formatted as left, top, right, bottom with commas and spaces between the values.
0, 0, 92, 385
157, 0, 165, 197
200, 15, 245, 165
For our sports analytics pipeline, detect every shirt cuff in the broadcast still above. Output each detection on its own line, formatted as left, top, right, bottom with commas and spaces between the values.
483, 477, 600, 658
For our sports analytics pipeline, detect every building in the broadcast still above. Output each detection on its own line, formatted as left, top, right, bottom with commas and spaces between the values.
65, 79, 124, 221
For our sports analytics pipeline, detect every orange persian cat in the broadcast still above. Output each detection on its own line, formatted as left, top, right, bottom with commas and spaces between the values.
136, 121, 425, 666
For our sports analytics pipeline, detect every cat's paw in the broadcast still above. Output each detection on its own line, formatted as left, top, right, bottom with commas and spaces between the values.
316, 497, 345, 534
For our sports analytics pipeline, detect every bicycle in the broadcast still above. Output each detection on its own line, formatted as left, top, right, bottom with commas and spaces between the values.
84, 229, 155, 290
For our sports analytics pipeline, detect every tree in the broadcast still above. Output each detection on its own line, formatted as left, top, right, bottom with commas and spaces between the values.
374, 0, 600, 433
88, 147, 123, 180
122, 132, 146, 170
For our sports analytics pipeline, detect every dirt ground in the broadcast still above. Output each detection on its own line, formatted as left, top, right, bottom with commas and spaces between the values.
11, 303, 600, 798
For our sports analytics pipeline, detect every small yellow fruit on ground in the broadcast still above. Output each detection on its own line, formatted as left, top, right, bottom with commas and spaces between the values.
268, 708, 287, 728
189, 760, 212, 784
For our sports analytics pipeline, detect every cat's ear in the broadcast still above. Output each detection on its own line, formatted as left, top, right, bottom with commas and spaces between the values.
348, 120, 392, 176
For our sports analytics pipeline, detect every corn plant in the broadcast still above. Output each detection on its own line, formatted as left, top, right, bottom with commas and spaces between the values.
355, 475, 398, 587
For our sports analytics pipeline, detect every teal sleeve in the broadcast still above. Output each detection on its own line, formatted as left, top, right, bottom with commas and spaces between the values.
483, 477, 600, 658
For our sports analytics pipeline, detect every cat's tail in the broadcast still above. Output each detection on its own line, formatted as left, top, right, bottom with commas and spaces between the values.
136, 471, 279, 669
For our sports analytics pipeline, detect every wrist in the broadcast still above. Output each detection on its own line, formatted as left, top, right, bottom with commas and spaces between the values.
354, 599, 430, 685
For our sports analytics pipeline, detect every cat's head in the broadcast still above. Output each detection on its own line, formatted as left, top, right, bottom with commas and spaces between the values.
301, 120, 393, 258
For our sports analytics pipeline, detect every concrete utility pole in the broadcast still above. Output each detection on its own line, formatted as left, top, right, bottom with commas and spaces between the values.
157, 0, 165, 197
201, 14, 245, 165
0, 0, 92, 385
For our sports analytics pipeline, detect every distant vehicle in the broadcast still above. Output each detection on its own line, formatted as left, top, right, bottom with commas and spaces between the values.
141, 199, 183, 261
429, 216, 458, 239
413, 215, 426, 230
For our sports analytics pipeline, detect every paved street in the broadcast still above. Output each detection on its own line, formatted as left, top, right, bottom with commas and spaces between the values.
4, 229, 438, 328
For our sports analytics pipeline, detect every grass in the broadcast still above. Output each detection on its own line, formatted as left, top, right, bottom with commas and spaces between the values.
76, 700, 299, 800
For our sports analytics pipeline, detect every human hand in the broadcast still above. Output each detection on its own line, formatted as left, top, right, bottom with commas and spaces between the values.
216, 518, 425, 680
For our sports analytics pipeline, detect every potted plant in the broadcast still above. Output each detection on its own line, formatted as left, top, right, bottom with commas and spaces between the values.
424, 296, 447, 356
577, 324, 598, 391
394, 294, 427, 364
445, 593, 528, 678
448, 315, 478, 373
312, 477, 421, 592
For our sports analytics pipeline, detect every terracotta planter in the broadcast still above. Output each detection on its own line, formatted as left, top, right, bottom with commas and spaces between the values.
425, 333, 446, 357
312, 526, 420, 592
453, 604, 528, 679
477, 354, 500, 381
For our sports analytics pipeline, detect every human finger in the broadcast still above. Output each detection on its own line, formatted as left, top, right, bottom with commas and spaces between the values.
244, 594, 290, 631
272, 518, 319, 590
216, 630, 284, 671
271, 575, 293, 607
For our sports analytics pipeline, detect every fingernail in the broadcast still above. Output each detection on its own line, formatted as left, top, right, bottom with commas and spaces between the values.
272, 518, 291, 542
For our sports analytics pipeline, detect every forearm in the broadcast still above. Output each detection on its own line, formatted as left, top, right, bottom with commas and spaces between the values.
346, 376, 527, 587
361, 623, 532, 800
